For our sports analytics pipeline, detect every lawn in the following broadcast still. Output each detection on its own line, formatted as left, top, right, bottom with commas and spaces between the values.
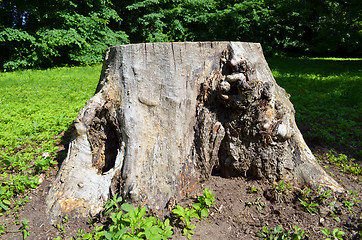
268, 57, 361, 160
0, 64, 101, 216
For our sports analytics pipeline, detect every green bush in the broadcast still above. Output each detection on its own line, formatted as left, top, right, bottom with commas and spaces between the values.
0, 0, 128, 71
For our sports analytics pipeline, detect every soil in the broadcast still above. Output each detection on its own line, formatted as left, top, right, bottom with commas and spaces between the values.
0, 146, 361, 240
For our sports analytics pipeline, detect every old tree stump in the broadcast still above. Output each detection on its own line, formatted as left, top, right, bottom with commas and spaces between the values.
46, 42, 343, 220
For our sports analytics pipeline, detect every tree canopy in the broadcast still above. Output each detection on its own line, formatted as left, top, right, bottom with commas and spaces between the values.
0, 0, 128, 70
0, 0, 361, 71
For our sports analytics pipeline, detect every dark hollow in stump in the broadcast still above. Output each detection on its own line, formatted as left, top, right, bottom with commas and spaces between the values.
46, 42, 343, 221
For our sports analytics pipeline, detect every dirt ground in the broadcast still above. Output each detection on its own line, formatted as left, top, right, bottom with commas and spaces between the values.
0, 146, 361, 240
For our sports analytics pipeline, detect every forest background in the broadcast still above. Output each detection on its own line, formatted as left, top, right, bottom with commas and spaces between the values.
0, 0, 361, 71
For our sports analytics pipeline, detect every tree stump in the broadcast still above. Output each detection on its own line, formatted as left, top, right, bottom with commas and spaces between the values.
46, 42, 343, 221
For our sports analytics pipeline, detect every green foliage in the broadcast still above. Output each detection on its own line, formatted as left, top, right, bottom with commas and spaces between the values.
245, 196, 265, 213
105, 204, 173, 240
1, 0, 360, 70
300, 188, 312, 200
270, 180, 292, 203
248, 186, 261, 193
192, 188, 215, 219
171, 188, 216, 239
172, 205, 198, 239
321, 228, 345, 240
0, 224, 5, 235
20, 219, 30, 239
104, 193, 123, 216
101, 195, 173, 240
120, 0, 270, 44
34, 156, 57, 173
341, 198, 361, 213
299, 199, 319, 215
256, 225, 307, 240
273, 180, 291, 193
348, 190, 358, 197
119, 0, 361, 56
298, 187, 332, 215
0, 0, 129, 70
77, 225, 105, 240
326, 150, 361, 176
316, 187, 332, 204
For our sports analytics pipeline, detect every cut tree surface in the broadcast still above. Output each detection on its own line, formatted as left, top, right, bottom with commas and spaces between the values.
46, 42, 343, 221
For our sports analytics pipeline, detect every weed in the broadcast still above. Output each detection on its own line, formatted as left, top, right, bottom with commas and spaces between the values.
0, 224, 5, 235
104, 201, 173, 240
326, 150, 361, 176
103, 193, 122, 216
316, 187, 332, 203
77, 225, 104, 240
54, 221, 65, 234
273, 180, 291, 193
299, 199, 319, 214
248, 186, 261, 193
72, 188, 215, 239
256, 225, 307, 240
13, 196, 29, 212
0, 198, 10, 211
321, 228, 345, 240
270, 180, 292, 203
20, 219, 29, 239
300, 187, 312, 200
342, 200, 354, 213
172, 205, 198, 239
348, 190, 358, 197
172, 188, 216, 239
34, 156, 57, 173
62, 216, 68, 224
245, 197, 265, 213
192, 188, 215, 219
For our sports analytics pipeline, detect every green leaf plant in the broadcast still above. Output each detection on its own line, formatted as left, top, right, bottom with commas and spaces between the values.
256, 225, 307, 240
101, 194, 173, 240
171, 205, 198, 239
321, 228, 345, 240
192, 188, 215, 219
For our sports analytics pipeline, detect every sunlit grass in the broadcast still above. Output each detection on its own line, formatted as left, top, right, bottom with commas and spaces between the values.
0, 64, 101, 151
0, 64, 101, 213
268, 57, 361, 159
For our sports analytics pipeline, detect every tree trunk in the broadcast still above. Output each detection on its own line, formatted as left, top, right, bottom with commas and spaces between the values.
46, 42, 343, 221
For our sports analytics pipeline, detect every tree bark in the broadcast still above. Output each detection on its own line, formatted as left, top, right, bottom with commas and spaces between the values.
46, 42, 343, 221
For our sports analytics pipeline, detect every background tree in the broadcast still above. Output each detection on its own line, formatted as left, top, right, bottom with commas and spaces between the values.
0, 0, 128, 70
0, 0, 361, 71
118, 0, 361, 56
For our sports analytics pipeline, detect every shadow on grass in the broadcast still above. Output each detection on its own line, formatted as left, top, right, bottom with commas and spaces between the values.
267, 57, 361, 159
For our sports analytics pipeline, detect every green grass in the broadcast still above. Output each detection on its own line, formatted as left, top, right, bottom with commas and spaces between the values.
267, 57, 362, 159
0, 64, 100, 213
0, 65, 101, 150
